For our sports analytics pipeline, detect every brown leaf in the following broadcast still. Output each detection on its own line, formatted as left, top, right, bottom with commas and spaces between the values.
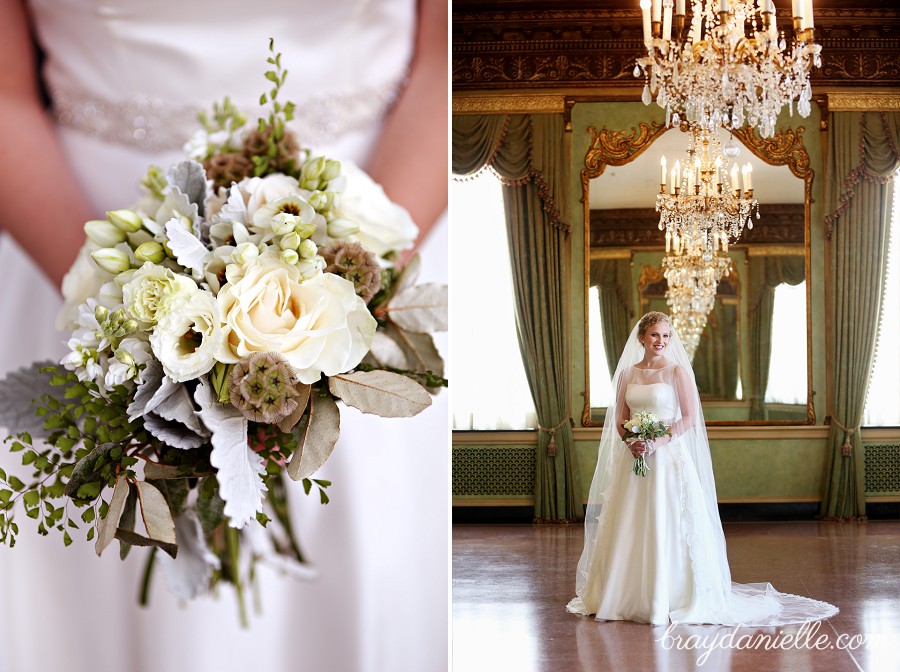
134, 480, 177, 550
329, 370, 431, 418
95, 474, 129, 557
276, 383, 312, 433
286, 393, 341, 481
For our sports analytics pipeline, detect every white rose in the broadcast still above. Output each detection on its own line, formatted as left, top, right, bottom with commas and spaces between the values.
217, 261, 376, 384
151, 290, 224, 383
241, 174, 301, 218
123, 262, 198, 324
337, 161, 419, 257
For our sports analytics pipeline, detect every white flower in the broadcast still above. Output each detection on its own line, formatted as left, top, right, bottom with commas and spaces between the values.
252, 195, 316, 241
241, 174, 301, 217
217, 261, 376, 384
57, 243, 113, 332
151, 290, 224, 383
123, 262, 198, 324
61, 299, 111, 385
336, 161, 418, 257
105, 337, 153, 388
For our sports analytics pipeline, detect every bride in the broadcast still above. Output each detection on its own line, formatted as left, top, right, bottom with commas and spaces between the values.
0, 1, 447, 671
567, 311, 838, 626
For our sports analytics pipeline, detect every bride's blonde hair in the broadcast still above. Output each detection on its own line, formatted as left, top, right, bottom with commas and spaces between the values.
637, 311, 672, 339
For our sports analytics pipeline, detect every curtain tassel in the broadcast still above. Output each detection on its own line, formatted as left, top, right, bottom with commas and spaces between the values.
539, 417, 570, 457
832, 417, 860, 457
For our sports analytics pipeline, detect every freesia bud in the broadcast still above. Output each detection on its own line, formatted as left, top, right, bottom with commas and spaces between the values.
91, 248, 132, 274
272, 212, 299, 236
280, 249, 299, 265
94, 305, 110, 323
84, 220, 127, 247
301, 156, 327, 186
327, 217, 359, 238
279, 231, 301, 250
297, 239, 317, 259
106, 209, 144, 233
231, 242, 260, 266
294, 220, 317, 239
306, 191, 328, 210
134, 241, 166, 263
321, 159, 341, 182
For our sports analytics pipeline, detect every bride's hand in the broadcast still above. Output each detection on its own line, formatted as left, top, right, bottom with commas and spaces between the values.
628, 440, 648, 458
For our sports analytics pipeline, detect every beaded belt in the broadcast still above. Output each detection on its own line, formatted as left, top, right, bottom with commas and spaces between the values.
51, 78, 404, 153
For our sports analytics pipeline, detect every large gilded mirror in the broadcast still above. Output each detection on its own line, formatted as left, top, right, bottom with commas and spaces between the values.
582, 122, 814, 426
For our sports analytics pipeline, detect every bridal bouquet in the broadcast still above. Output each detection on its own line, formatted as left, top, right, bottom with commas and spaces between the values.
622, 411, 671, 477
0, 41, 446, 623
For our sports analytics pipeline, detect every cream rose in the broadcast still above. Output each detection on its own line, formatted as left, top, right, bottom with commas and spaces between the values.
337, 160, 419, 257
216, 260, 376, 384
240, 173, 301, 218
151, 290, 224, 383
123, 262, 198, 324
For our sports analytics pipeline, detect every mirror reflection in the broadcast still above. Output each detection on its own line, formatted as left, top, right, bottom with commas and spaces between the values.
585, 126, 811, 425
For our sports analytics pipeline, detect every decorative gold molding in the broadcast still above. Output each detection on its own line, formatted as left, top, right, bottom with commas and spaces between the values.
452, 431, 538, 445
731, 126, 813, 183
589, 248, 632, 260
583, 122, 669, 176
827, 92, 900, 112
745, 245, 806, 257
581, 123, 816, 427
452, 93, 566, 115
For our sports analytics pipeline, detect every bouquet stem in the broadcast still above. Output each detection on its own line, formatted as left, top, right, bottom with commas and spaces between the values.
633, 455, 649, 477
225, 526, 249, 628
138, 547, 157, 607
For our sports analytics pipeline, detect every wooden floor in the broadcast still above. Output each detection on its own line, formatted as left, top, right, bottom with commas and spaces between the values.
452, 521, 900, 672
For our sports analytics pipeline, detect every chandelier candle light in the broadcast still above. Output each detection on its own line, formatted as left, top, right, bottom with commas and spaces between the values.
635, 0, 822, 137
657, 128, 758, 262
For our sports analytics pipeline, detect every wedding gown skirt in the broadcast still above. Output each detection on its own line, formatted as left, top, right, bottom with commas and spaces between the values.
0, 2, 447, 671
567, 383, 838, 627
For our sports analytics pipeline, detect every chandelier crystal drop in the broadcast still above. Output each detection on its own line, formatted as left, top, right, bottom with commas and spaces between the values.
664, 252, 731, 360
635, 0, 822, 138
657, 127, 758, 261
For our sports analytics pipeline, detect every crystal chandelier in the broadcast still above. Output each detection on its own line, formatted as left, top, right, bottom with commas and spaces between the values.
634, 0, 822, 138
664, 251, 732, 360
657, 127, 758, 261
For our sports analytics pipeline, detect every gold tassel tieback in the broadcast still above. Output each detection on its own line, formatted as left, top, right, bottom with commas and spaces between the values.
539, 417, 570, 457
832, 417, 860, 457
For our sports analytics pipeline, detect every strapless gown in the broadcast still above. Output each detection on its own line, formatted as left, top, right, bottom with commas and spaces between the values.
568, 380, 837, 626
0, 2, 447, 671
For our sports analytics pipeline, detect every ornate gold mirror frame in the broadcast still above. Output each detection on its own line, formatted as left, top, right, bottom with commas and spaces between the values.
581, 122, 815, 427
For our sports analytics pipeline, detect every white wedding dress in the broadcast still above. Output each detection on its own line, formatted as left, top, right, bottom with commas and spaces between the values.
0, 2, 447, 672
568, 350, 838, 627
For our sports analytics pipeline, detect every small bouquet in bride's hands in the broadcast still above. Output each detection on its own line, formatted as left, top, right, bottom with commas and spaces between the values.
622, 411, 671, 477
0, 41, 446, 624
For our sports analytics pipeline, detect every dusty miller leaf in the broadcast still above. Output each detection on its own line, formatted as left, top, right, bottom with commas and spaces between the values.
0, 361, 60, 438
157, 510, 220, 599
95, 474, 129, 556
166, 161, 208, 215
143, 414, 207, 450
386, 283, 448, 333
127, 360, 164, 421
286, 394, 340, 481
195, 381, 266, 529
165, 217, 209, 273
152, 382, 208, 438
329, 370, 431, 418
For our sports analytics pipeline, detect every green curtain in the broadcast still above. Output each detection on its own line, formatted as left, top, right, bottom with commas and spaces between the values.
452, 114, 581, 522
746, 256, 805, 420
692, 301, 739, 400
589, 259, 632, 379
820, 112, 900, 520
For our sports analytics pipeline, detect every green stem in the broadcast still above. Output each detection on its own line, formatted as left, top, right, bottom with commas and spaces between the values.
139, 547, 157, 607
225, 526, 248, 628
